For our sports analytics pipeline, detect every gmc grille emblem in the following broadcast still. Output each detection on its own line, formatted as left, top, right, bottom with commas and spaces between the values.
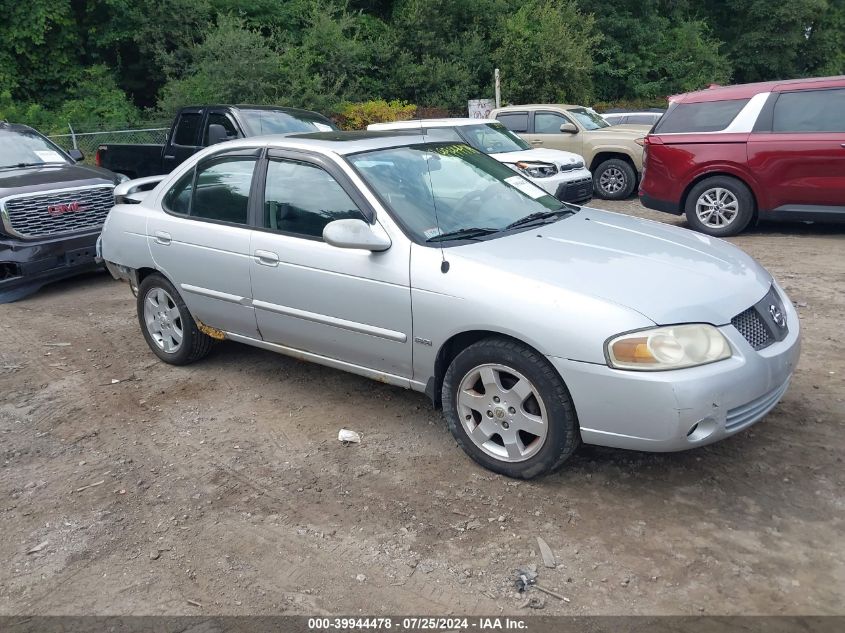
47, 201, 88, 216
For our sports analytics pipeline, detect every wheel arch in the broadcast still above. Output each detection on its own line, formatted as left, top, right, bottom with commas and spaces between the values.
428, 329, 551, 409
589, 151, 636, 173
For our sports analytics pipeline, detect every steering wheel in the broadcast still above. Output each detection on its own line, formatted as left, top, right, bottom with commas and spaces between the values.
454, 184, 498, 216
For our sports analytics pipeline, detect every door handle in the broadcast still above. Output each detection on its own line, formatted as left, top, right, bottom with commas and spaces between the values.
254, 250, 279, 266
841, 144, 845, 148
163, 154, 176, 160
154, 231, 171, 245
530, 139, 543, 145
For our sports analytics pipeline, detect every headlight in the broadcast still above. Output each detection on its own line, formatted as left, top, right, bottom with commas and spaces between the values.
515, 161, 557, 178
115, 173, 130, 184
606, 324, 731, 371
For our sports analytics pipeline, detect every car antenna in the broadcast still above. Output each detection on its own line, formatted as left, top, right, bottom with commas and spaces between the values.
418, 117, 449, 273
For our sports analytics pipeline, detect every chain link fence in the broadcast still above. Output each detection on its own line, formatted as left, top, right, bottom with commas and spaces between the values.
47, 128, 169, 164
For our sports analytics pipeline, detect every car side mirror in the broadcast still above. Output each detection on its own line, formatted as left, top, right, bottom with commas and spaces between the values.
323, 219, 391, 252
68, 148, 84, 162
560, 123, 578, 134
207, 124, 229, 145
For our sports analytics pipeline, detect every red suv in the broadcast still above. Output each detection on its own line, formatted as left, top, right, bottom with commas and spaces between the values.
639, 75, 845, 236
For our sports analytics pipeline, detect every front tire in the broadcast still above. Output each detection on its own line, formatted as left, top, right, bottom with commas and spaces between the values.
594, 158, 636, 199
137, 273, 213, 365
441, 337, 580, 479
684, 176, 754, 237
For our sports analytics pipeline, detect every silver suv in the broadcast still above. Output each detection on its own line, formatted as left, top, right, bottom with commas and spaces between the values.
100, 132, 800, 478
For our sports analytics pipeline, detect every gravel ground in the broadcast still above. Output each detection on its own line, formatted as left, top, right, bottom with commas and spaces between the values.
1, 199, 843, 616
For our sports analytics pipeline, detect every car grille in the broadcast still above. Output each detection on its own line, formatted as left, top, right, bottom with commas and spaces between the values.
731, 307, 773, 350
725, 378, 790, 432
1, 185, 114, 239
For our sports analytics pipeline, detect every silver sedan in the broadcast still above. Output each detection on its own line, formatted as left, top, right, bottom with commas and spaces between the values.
99, 132, 800, 479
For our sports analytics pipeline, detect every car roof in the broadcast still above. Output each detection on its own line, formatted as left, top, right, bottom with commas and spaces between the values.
671, 75, 845, 104
207, 130, 436, 156
494, 104, 581, 111
0, 121, 39, 134
368, 118, 497, 130
184, 104, 333, 120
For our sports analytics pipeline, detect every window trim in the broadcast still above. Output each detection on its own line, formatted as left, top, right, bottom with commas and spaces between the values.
161, 147, 262, 229
254, 148, 375, 242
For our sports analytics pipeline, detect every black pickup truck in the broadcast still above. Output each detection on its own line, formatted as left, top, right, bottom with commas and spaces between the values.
95, 105, 338, 179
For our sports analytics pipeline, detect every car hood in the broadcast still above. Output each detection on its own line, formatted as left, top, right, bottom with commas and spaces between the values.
0, 163, 117, 199
489, 148, 584, 168
451, 207, 772, 325
586, 126, 648, 140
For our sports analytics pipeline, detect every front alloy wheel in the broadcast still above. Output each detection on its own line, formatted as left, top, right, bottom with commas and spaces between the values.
442, 337, 580, 479
457, 363, 548, 462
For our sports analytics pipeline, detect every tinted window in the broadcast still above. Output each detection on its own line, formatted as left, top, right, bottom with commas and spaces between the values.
203, 113, 239, 144
535, 112, 571, 134
191, 157, 256, 224
773, 89, 845, 133
163, 170, 194, 215
263, 160, 364, 238
654, 99, 749, 133
496, 112, 528, 133
173, 113, 202, 146
240, 109, 337, 135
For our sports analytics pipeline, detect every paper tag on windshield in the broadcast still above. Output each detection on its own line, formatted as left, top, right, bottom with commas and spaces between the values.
34, 150, 65, 163
504, 176, 547, 199
423, 227, 442, 239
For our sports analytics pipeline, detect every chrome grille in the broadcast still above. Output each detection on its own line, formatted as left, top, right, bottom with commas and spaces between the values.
1, 185, 114, 239
731, 307, 772, 350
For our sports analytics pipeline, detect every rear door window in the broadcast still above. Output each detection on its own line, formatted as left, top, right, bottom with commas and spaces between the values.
495, 112, 529, 133
653, 99, 750, 134
772, 88, 845, 133
173, 112, 202, 146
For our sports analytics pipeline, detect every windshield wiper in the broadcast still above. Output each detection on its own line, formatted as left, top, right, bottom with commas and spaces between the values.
426, 227, 499, 242
504, 208, 574, 230
0, 162, 61, 170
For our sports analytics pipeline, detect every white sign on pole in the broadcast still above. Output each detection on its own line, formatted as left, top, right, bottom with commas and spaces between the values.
468, 99, 496, 119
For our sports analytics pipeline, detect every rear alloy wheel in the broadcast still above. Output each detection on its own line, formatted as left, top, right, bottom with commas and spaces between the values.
137, 273, 214, 365
594, 158, 637, 199
442, 337, 580, 479
685, 176, 754, 237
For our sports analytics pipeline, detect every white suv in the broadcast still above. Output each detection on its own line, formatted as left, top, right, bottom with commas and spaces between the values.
368, 119, 592, 204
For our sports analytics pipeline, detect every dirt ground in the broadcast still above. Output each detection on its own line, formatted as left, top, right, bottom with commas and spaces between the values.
1, 200, 843, 616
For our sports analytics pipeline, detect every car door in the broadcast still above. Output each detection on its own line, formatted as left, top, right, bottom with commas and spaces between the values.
249, 150, 413, 378
163, 108, 204, 173
747, 87, 845, 214
147, 147, 260, 338
527, 111, 583, 155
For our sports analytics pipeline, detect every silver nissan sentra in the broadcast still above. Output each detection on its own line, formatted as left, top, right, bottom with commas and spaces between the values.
99, 132, 800, 479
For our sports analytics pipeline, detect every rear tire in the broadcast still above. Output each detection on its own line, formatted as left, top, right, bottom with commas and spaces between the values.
137, 273, 213, 365
684, 176, 754, 237
594, 158, 637, 199
441, 337, 580, 479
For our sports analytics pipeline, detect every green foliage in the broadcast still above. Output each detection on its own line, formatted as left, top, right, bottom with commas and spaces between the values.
0, 0, 843, 133
335, 100, 417, 130
495, 0, 598, 104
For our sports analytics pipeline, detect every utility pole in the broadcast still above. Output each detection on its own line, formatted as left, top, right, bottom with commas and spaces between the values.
494, 68, 501, 108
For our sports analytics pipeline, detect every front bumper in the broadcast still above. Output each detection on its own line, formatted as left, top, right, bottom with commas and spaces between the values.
549, 286, 801, 452
530, 168, 593, 204
0, 230, 102, 302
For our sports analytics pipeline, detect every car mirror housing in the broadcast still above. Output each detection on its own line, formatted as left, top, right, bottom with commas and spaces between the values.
323, 219, 391, 252
207, 124, 229, 145
68, 148, 84, 162
560, 123, 578, 134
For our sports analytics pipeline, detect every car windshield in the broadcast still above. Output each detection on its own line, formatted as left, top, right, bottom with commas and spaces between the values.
567, 107, 610, 130
459, 123, 531, 154
0, 129, 70, 169
347, 143, 575, 245
240, 109, 337, 135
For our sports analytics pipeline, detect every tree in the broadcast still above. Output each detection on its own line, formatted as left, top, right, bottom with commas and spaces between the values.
494, 0, 598, 104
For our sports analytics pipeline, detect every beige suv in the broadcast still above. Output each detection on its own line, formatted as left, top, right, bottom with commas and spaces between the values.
491, 104, 650, 199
